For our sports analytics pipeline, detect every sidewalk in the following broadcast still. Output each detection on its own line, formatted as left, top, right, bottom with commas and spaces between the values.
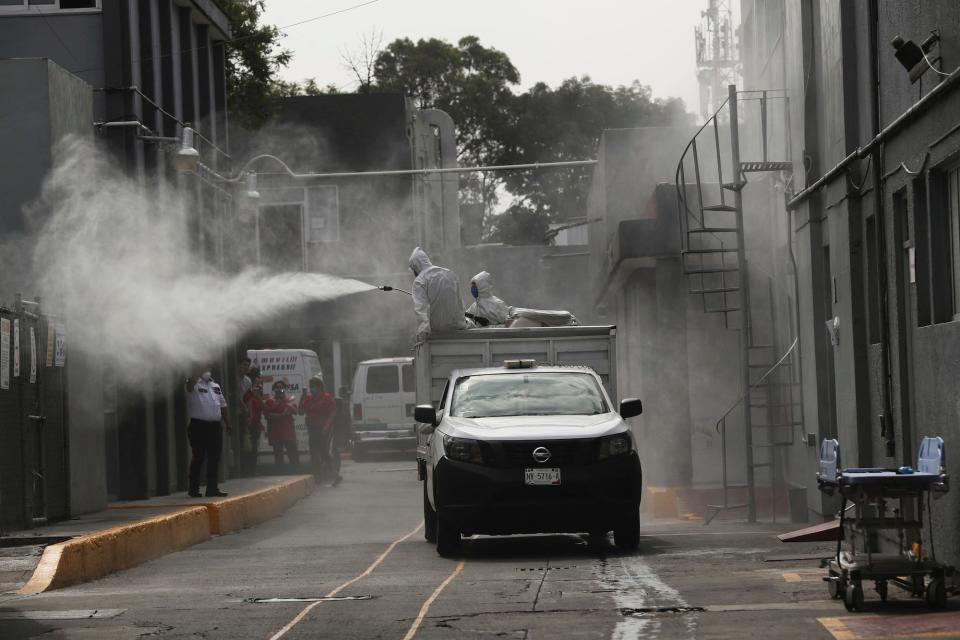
0, 475, 314, 595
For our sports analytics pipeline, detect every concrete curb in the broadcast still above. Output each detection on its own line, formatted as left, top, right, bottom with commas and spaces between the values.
19, 475, 316, 594
210, 475, 315, 535
19, 506, 210, 594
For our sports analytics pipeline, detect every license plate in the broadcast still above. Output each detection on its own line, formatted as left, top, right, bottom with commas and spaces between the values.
524, 468, 561, 485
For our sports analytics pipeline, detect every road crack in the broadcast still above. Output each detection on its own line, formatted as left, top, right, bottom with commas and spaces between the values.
531, 560, 549, 612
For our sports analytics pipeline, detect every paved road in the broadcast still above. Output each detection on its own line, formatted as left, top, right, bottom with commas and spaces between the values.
0, 456, 955, 639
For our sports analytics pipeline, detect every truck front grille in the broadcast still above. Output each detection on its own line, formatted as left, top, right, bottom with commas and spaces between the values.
492, 439, 593, 468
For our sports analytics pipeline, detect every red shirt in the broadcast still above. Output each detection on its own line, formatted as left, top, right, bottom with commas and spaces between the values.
244, 389, 265, 433
263, 394, 297, 444
299, 391, 336, 432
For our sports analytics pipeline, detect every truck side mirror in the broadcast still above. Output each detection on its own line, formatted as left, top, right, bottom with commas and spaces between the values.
619, 398, 643, 419
414, 404, 438, 426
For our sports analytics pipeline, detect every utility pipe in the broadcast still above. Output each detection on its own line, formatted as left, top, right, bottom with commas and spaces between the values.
223, 154, 597, 183
787, 64, 960, 210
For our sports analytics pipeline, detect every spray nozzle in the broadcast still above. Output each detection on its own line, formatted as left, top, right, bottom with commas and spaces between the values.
377, 285, 412, 296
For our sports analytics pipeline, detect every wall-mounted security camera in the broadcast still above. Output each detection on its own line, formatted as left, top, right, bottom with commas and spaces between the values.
891, 31, 941, 83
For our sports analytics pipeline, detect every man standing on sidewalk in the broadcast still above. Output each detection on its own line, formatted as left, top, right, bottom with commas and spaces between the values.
186, 365, 230, 497
299, 374, 340, 485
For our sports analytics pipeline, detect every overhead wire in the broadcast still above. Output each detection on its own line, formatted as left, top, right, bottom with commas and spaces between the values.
69, 0, 383, 75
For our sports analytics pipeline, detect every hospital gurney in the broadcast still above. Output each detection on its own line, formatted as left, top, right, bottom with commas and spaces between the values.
817, 436, 952, 611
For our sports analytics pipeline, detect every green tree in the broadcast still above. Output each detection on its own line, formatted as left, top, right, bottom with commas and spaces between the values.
373, 36, 520, 211
492, 77, 692, 242
221, 0, 294, 130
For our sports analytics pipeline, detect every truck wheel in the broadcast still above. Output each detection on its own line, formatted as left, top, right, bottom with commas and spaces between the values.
423, 481, 437, 543
613, 509, 640, 551
435, 508, 460, 557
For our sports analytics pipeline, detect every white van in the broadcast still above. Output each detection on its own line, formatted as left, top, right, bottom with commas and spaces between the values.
248, 349, 323, 461
350, 357, 416, 459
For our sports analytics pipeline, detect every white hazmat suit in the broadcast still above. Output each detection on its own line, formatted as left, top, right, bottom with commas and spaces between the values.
465, 271, 513, 327
410, 247, 466, 341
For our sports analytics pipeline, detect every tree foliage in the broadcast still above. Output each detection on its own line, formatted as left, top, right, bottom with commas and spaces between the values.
368, 37, 692, 245
373, 37, 520, 211
221, 0, 293, 130
492, 77, 692, 238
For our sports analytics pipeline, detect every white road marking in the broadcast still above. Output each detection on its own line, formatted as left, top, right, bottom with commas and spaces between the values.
598, 555, 697, 640
401, 559, 465, 640
266, 521, 423, 640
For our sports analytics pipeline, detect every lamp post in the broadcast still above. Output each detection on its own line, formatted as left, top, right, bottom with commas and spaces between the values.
174, 127, 200, 173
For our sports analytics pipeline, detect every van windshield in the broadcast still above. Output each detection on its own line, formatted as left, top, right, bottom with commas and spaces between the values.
451, 372, 608, 418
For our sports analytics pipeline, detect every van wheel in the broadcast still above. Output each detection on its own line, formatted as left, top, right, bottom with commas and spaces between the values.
435, 508, 460, 557
352, 444, 367, 462
423, 481, 437, 543
614, 509, 640, 551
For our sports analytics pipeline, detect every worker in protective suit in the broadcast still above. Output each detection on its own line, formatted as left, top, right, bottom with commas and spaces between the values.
410, 247, 466, 341
465, 271, 513, 327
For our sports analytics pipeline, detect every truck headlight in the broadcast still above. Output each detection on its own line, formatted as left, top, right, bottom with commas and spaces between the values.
442, 435, 484, 464
598, 432, 633, 460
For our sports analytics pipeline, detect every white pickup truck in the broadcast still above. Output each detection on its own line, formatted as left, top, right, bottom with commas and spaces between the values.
414, 326, 643, 556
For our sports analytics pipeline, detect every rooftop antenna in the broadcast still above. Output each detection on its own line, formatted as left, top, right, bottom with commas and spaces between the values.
695, 0, 740, 120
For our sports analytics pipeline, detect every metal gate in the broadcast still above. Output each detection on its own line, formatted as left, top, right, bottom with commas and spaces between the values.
0, 301, 68, 533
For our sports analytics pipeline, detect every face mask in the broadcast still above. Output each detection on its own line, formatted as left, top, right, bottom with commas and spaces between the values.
471, 283, 479, 299
201, 371, 212, 381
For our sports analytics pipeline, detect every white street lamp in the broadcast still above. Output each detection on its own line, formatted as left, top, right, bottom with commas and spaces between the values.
174, 126, 200, 173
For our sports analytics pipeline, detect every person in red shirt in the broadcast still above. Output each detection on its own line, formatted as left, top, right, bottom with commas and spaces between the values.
299, 374, 341, 485
263, 380, 299, 471
242, 373, 266, 474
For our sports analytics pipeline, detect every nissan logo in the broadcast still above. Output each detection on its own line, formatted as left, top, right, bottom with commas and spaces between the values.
532, 446, 552, 463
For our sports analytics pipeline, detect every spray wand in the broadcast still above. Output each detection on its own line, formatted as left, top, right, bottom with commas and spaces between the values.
377, 285, 412, 296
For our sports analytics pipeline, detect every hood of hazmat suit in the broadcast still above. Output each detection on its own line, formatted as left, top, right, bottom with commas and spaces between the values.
409, 247, 466, 340
465, 271, 513, 327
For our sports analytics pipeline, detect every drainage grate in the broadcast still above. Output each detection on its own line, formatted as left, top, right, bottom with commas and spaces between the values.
247, 595, 373, 604
620, 606, 705, 617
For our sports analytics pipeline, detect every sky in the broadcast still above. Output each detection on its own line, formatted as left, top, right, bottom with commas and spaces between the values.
260, 0, 712, 117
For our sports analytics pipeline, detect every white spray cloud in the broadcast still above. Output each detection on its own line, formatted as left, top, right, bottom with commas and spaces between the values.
30, 137, 375, 377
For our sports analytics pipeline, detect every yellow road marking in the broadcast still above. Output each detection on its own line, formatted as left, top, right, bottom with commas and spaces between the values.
783, 572, 803, 582
267, 521, 424, 640
402, 560, 465, 640
819, 617, 856, 640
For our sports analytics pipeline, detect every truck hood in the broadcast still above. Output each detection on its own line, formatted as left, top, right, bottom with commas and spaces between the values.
441, 413, 627, 440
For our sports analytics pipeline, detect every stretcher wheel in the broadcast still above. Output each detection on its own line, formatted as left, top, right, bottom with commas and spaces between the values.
827, 574, 845, 600
844, 581, 864, 612
912, 575, 926, 597
926, 578, 947, 609
876, 580, 888, 603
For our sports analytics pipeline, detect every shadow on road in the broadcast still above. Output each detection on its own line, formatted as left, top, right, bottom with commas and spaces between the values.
456, 532, 678, 561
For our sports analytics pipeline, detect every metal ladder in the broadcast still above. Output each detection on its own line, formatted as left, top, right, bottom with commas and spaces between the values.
674, 85, 799, 523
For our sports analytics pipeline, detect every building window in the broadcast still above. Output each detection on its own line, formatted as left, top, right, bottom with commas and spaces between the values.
0, 0, 98, 11
866, 215, 881, 344
913, 176, 932, 327
930, 164, 960, 322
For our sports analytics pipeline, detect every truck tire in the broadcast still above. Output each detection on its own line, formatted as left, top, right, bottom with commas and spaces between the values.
435, 508, 460, 557
423, 481, 437, 543
614, 508, 640, 551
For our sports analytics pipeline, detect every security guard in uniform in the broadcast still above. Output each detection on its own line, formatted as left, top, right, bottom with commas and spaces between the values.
186, 365, 231, 497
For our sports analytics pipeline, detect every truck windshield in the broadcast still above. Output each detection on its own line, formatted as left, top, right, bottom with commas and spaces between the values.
451, 372, 608, 418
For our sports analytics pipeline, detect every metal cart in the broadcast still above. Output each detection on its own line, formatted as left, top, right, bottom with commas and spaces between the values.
816, 436, 951, 611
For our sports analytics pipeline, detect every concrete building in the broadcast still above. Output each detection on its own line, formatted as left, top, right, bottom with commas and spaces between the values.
730, 0, 960, 571
0, 0, 233, 521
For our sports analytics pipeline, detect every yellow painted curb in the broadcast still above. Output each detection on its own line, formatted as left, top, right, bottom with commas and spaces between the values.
18, 476, 316, 594
19, 506, 210, 594
209, 475, 316, 535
